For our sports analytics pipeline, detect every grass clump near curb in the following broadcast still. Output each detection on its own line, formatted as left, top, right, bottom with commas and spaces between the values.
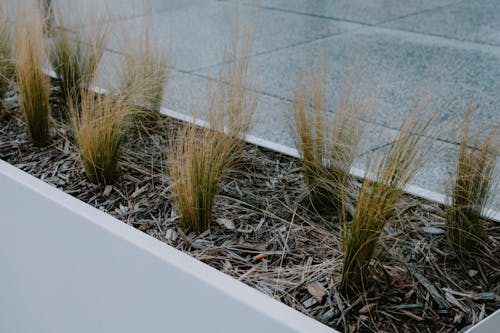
168, 14, 256, 234
168, 123, 245, 233
0, 7, 15, 105
71, 89, 132, 185
49, 5, 108, 104
212, 10, 257, 140
339, 99, 439, 294
15, 2, 51, 147
120, 8, 170, 128
445, 106, 497, 254
292, 70, 366, 221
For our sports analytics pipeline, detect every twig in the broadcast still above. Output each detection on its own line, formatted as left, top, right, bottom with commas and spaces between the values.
408, 267, 450, 309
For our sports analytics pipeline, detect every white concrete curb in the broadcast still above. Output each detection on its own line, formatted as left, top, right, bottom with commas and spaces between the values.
157, 106, 500, 223
464, 309, 500, 333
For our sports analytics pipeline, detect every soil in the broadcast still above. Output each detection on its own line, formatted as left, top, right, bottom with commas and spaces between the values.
1, 86, 499, 333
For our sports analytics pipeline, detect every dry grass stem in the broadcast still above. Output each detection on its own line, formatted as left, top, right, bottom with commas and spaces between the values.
49, 4, 108, 103
120, 7, 170, 121
15, 2, 51, 146
340, 97, 440, 293
168, 123, 244, 233
293, 70, 367, 221
71, 89, 133, 184
208, 7, 257, 139
168, 12, 256, 233
446, 105, 497, 253
0, 6, 14, 104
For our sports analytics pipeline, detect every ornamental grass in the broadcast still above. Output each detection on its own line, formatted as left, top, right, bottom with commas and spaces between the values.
293, 70, 366, 221
168, 14, 256, 233
0, 6, 15, 105
340, 97, 440, 294
446, 105, 497, 254
49, 4, 108, 103
15, 2, 51, 146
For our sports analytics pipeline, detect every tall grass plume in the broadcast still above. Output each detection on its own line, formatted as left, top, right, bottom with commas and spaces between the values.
49, 5, 108, 103
0, 6, 14, 105
340, 98, 440, 294
168, 122, 247, 233
71, 89, 133, 185
293, 70, 366, 221
446, 106, 497, 253
120, 8, 170, 124
15, 2, 51, 146
168, 13, 256, 233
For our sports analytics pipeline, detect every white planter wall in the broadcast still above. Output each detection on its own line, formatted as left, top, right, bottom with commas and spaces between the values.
464, 309, 500, 333
1, 159, 498, 332
0, 160, 335, 333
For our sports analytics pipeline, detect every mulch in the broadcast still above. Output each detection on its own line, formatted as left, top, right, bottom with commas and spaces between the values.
1, 86, 498, 333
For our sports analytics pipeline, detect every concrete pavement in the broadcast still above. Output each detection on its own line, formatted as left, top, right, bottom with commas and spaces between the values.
7, 0, 500, 210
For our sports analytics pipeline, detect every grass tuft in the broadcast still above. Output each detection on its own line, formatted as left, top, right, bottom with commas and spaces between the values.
71, 89, 132, 185
340, 98, 439, 294
293, 70, 366, 221
0, 6, 15, 105
49, 5, 108, 103
168, 123, 245, 233
15, 2, 51, 147
445, 106, 497, 253
120, 8, 170, 122
168, 12, 256, 233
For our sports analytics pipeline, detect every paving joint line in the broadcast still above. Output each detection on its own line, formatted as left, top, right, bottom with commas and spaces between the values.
185, 26, 366, 75
357, 140, 397, 158
373, 0, 465, 26
241, 1, 374, 26
374, 26, 500, 49
244, 1, 500, 51
182, 71, 469, 148
58, 44, 469, 150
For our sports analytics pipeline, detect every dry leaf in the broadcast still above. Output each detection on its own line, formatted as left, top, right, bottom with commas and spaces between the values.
307, 282, 326, 303
253, 253, 268, 262
359, 303, 376, 314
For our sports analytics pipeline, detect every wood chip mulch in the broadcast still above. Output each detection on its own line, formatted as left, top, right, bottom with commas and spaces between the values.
1, 88, 498, 333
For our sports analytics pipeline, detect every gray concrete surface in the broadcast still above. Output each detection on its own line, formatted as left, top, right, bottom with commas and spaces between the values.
6, 0, 499, 209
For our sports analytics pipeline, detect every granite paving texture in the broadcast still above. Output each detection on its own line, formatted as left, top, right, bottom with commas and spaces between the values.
6, 0, 499, 210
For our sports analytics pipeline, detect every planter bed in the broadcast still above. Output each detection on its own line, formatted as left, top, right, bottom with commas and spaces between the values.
0, 156, 334, 333
1, 85, 499, 332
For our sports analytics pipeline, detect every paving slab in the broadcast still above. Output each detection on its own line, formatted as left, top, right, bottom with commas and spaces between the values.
163, 71, 300, 146
3, 0, 213, 30
196, 26, 500, 143
248, 0, 461, 25
92, 49, 135, 89
99, 2, 361, 72
162, 72, 398, 153
52, 0, 212, 24
382, 0, 500, 46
